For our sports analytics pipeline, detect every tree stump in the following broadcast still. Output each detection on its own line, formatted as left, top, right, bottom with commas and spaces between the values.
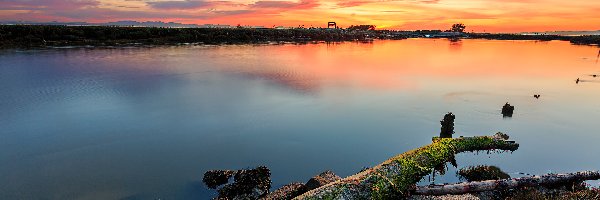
501, 103, 514, 117
440, 112, 455, 138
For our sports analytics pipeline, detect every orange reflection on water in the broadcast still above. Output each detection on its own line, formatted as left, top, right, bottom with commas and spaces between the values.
213, 39, 599, 93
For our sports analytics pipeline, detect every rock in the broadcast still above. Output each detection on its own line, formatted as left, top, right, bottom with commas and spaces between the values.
359, 167, 371, 173
493, 132, 509, 140
440, 112, 455, 138
501, 103, 514, 117
203, 170, 235, 189
457, 165, 510, 182
203, 166, 271, 199
408, 194, 480, 200
261, 183, 308, 200
305, 171, 342, 190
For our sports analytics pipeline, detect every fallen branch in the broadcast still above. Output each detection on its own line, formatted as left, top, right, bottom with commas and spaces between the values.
294, 133, 519, 199
414, 171, 600, 196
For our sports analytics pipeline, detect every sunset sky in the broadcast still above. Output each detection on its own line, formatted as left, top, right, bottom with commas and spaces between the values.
1, 0, 599, 32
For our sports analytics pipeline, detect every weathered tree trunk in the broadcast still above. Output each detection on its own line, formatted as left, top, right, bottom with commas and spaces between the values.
294, 133, 519, 200
414, 171, 600, 196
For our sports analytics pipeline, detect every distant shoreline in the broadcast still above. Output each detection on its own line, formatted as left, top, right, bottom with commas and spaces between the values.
1, 25, 599, 49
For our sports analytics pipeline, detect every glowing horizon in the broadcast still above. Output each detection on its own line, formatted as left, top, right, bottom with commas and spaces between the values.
1, 0, 600, 32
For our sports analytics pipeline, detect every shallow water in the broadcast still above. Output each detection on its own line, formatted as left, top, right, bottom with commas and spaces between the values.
1, 39, 599, 199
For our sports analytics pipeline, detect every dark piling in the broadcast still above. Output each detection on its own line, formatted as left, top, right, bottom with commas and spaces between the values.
440, 112, 455, 138
502, 103, 515, 118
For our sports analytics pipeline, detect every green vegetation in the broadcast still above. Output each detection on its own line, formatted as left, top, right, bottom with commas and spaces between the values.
457, 165, 510, 182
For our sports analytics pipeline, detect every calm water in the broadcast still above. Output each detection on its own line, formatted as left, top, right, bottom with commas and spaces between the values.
1, 39, 599, 199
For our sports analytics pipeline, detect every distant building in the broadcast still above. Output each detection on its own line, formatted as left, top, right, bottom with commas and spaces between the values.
327, 22, 337, 29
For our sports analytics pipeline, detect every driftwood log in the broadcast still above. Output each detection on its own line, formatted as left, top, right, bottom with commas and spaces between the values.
294, 133, 519, 199
415, 171, 600, 196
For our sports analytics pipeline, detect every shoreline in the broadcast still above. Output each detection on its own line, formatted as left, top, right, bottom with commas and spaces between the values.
1, 25, 599, 50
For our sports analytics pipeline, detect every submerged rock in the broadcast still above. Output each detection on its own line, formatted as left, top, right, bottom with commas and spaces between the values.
440, 112, 455, 138
501, 103, 514, 118
203, 166, 271, 199
261, 183, 308, 200
203, 170, 235, 189
305, 170, 342, 190
457, 165, 510, 182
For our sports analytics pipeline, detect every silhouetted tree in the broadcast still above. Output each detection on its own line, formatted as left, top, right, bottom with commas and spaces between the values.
451, 23, 466, 33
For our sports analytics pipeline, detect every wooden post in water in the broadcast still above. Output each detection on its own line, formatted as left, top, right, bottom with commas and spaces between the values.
502, 103, 514, 118
440, 112, 455, 138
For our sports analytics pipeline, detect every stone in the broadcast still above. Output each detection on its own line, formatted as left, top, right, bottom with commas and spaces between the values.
493, 132, 509, 140
261, 183, 308, 200
305, 170, 342, 191
203, 166, 271, 199
203, 170, 235, 189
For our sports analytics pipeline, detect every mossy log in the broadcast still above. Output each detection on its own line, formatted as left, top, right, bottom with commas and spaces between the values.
415, 171, 600, 196
294, 133, 519, 199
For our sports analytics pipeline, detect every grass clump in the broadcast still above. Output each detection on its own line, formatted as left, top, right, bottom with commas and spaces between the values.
457, 165, 510, 182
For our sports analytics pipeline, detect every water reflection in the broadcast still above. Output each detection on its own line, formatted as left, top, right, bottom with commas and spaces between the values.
1, 40, 600, 199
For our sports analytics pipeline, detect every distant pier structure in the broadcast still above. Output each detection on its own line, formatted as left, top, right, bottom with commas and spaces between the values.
327, 22, 337, 29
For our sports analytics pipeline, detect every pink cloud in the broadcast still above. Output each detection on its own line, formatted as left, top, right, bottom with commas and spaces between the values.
336, 0, 439, 8
0, 0, 99, 10
146, 0, 211, 10
251, 0, 319, 9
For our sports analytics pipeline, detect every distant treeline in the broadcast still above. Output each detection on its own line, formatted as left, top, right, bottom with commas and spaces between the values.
0, 25, 381, 48
467, 33, 600, 46
0, 25, 599, 49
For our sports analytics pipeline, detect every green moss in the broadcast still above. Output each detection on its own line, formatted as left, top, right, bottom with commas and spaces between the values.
296, 134, 519, 200
457, 165, 510, 182
372, 135, 518, 197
